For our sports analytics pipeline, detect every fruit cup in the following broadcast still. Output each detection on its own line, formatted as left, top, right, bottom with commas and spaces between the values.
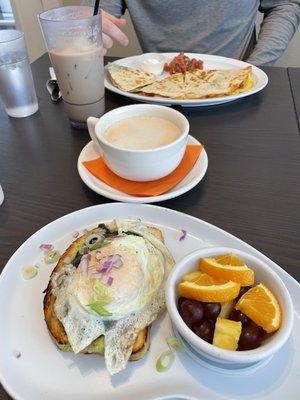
165, 247, 294, 371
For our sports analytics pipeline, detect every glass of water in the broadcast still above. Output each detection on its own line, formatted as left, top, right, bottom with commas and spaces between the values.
0, 30, 38, 118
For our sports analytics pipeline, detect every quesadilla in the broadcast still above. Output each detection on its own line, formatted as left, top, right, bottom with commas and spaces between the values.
107, 64, 156, 92
185, 66, 253, 99
139, 73, 185, 99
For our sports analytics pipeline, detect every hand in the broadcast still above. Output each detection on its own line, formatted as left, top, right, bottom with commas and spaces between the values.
102, 10, 129, 55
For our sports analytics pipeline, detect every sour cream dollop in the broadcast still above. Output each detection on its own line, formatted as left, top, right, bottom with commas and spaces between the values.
139, 54, 165, 75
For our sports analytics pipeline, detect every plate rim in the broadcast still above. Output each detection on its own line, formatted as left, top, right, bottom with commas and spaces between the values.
77, 136, 208, 203
0, 202, 299, 400
105, 52, 269, 106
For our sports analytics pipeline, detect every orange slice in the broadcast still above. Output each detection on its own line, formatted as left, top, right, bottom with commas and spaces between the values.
178, 280, 240, 303
181, 271, 227, 285
199, 254, 254, 286
181, 271, 203, 282
235, 283, 282, 333
215, 253, 245, 266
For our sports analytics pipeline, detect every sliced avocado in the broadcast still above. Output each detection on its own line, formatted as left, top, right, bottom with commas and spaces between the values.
58, 343, 73, 352
58, 336, 105, 354
85, 336, 105, 354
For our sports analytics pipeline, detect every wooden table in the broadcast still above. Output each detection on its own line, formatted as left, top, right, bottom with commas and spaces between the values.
1, 55, 300, 399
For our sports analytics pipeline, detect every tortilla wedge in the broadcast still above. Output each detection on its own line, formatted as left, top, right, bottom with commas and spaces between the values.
139, 73, 185, 99
107, 64, 156, 92
185, 66, 253, 99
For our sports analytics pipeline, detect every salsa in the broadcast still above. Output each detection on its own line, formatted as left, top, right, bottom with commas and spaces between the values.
164, 52, 203, 74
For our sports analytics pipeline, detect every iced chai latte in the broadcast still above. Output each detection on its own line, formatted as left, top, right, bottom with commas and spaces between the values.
39, 6, 104, 129
49, 44, 104, 124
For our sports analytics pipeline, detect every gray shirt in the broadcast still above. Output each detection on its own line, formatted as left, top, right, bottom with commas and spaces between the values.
97, 0, 300, 65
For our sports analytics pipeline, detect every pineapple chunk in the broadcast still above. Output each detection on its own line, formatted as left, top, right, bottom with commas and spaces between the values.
213, 318, 242, 351
219, 300, 235, 318
181, 271, 203, 282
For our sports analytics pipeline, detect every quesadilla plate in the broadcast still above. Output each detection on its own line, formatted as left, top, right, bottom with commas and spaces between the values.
105, 53, 268, 107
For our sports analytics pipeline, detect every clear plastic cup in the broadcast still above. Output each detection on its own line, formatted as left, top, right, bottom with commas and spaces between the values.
0, 30, 38, 118
39, 6, 105, 130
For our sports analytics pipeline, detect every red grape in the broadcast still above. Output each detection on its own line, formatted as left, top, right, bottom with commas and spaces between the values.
193, 320, 215, 343
203, 302, 221, 320
236, 286, 252, 301
179, 299, 204, 326
177, 296, 186, 308
229, 309, 251, 326
238, 325, 263, 350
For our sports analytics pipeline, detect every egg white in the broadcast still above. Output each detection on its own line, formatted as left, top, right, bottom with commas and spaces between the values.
53, 220, 174, 374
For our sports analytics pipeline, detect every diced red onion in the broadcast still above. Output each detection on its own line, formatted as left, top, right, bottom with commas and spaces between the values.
72, 231, 79, 238
39, 244, 53, 253
13, 350, 21, 359
179, 229, 187, 241
80, 253, 91, 273
97, 254, 123, 274
107, 276, 114, 286
98, 260, 113, 273
110, 254, 123, 268
83, 247, 89, 254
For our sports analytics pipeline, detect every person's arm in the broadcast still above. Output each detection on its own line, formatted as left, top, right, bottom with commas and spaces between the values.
247, 0, 300, 66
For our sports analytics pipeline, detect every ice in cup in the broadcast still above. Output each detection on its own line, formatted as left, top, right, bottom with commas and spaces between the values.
39, 6, 104, 129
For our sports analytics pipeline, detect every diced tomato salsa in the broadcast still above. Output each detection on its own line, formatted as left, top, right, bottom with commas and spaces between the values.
164, 52, 203, 74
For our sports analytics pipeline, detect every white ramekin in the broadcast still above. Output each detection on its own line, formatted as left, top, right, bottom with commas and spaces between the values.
166, 247, 294, 369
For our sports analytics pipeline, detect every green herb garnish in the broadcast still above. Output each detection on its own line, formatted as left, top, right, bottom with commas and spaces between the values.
156, 349, 175, 372
92, 281, 111, 306
88, 300, 112, 316
89, 239, 110, 251
72, 250, 83, 267
97, 223, 110, 235
124, 231, 142, 237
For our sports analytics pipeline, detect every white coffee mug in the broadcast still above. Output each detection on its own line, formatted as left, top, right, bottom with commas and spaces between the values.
87, 104, 189, 181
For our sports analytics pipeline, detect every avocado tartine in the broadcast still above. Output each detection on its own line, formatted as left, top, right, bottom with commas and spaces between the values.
44, 219, 174, 374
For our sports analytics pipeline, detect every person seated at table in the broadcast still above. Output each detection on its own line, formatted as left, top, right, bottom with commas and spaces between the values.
95, 0, 300, 66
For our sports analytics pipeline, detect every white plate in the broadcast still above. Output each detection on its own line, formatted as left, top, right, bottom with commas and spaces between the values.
0, 203, 299, 400
77, 136, 208, 203
105, 53, 268, 107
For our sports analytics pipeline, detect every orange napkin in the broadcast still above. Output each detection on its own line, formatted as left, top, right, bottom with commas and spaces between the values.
82, 145, 203, 197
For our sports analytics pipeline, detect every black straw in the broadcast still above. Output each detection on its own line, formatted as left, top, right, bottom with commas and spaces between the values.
93, 0, 100, 16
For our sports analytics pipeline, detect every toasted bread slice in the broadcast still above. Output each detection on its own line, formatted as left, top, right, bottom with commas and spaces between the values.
43, 223, 163, 359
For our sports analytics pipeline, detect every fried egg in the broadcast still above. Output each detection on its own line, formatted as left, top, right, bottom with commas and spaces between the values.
53, 220, 174, 374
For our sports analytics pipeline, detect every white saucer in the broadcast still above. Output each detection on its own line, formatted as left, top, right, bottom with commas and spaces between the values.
77, 136, 208, 203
